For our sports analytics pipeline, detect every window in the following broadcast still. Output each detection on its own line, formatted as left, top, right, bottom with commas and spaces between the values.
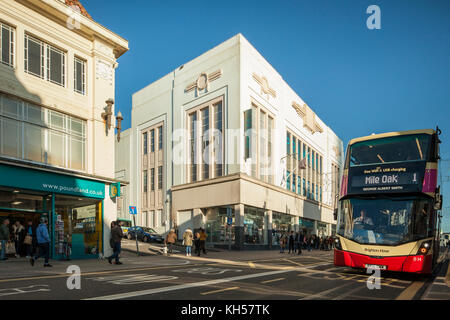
74, 57, 86, 94
143, 132, 148, 155
287, 171, 291, 190
267, 116, 273, 183
213, 102, 223, 177
1, 22, 14, 67
158, 166, 163, 189
143, 170, 148, 193
0, 94, 86, 170
189, 112, 197, 182
244, 109, 252, 160
259, 110, 266, 180
286, 132, 291, 155
201, 108, 209, 180
25, 35, 65, 87
297, 175, 301, 195
150, 168, 155, 191
189, 98, 224, 182
150, 129, 155, 152
158, 126, 163, 150
293, 174, 296, 193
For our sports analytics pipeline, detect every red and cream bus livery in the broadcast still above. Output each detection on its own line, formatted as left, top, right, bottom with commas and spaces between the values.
334, 129, 443, 274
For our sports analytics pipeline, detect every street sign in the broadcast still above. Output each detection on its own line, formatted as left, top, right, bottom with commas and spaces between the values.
128, 206, 139, 256
129, 206, 137, 215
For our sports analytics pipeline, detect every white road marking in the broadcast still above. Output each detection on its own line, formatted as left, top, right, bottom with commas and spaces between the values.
0, 285, 50, 297
84, 269, 296, 300
172, 267, 242, 275
86, 274, 178, 285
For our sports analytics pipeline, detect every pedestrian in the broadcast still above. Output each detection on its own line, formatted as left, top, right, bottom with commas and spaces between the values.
183, 228, 193, 256
288, 231, 295, 254
0, 219, 10, 261
294, 232, 299, 253
24, 220, 36, 258
107, 221, 124, 265
298, 232, 304, 255
30, 217, 52, 267
199, 228, 207, 256
12, 221, 25, 258
165, 229, 177, 255
307, 236, 312, 252
279, 234, 286, 253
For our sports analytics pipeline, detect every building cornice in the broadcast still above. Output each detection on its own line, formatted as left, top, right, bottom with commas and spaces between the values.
16, 0, 129, 58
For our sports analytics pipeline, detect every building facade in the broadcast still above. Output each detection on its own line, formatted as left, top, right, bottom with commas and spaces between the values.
0, 0, 128, 259
116, 34, 343, 249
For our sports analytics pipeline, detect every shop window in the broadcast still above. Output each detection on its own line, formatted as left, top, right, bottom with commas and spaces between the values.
54, 195, 102, 258
272, 212, 294, 245
244, 206, 266, 245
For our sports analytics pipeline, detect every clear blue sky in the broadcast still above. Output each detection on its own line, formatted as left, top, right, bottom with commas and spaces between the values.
83, 0, 450, 232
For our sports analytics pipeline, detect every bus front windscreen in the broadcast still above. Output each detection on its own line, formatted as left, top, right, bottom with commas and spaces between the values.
349, 134, 431, 167
337, 197, 433, 245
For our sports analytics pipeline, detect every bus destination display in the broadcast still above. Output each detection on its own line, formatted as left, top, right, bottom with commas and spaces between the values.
348, 162, 426, 194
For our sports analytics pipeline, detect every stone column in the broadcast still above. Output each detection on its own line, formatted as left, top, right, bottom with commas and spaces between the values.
234, 204, 245, 250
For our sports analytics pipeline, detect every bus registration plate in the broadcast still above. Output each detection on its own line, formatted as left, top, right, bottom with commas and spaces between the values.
365, 264, 387, 270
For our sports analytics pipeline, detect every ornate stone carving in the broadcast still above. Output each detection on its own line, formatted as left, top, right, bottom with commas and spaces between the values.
96, 59, 113, 85
252, 73, 276, 98
292, 101, 324, 134
185, 69, 222, 96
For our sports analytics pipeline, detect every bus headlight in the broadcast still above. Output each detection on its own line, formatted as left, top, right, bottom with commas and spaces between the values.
417, 241, 432, 255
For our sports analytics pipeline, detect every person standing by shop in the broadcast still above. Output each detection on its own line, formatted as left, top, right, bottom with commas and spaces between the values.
297, 232, 304, 255
108, 221, 123, 265
0, 219, 10, 261
198, 228, 208, 256
13, 221, 25, 258
279, 234, 286, 253
182, 228, 193, 256
30, 217, 52, 267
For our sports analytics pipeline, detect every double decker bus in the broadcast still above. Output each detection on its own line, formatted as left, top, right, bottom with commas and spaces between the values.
334, 129, 443, 274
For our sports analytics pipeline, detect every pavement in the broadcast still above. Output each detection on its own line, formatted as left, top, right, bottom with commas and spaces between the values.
0, 240, 448, 300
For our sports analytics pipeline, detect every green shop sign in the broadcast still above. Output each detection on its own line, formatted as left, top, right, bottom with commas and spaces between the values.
0, 164, 105, 199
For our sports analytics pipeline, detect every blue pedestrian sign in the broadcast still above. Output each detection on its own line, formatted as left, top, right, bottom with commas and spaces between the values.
129, 206, 137, 215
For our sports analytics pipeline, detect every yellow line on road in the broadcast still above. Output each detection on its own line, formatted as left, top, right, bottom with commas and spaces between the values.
395, 280, 426, 300
261, 278, 285, 284
282, 259, 304, 267
248, 262, 256, 268
200, 286, 240, 295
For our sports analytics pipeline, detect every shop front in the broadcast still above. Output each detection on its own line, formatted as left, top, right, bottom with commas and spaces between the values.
299, 217, 315, 236
243, 206, 267, 246
0, 163, 106, 260
272, 212, 294, 246
205, 207, 235, 246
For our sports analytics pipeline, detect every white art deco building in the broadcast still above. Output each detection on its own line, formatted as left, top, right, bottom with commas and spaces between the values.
116, 34, 343, 249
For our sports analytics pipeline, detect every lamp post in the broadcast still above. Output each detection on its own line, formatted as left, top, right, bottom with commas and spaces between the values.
116, 111, 123, 142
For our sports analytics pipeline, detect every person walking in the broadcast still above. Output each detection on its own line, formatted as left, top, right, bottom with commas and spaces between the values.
0, 219, 10, 261
288, 231, 295, 254
298, 232, 304, 255
165, 229, 177, 255
183, 228, 193, 256
198, 228, 207, 256
30, 217, 52, 267
12, 221, 25, 258
24, 220, 36, 258
108, 221, 124, 265
279, 234, 286, 253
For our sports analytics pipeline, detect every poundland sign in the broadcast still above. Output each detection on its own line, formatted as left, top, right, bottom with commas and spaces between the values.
0, 164, 105, 199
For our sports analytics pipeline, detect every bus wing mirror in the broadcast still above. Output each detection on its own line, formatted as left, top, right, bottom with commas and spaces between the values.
434, 195, 442, 211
